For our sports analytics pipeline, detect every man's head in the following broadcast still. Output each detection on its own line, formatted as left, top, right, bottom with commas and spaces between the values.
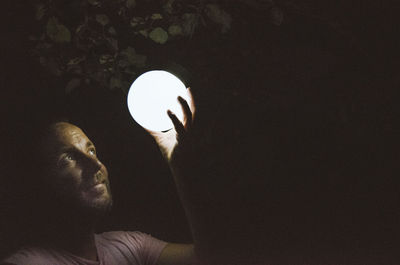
39, 122, 112, 216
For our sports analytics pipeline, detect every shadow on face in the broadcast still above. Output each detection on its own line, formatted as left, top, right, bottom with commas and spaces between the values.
41, 122, 113, 215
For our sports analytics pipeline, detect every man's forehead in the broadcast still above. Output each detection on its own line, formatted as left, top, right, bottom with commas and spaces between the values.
48, 122, 92, 145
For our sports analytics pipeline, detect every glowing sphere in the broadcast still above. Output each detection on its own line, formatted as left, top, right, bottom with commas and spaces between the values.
127, 70, 189, 131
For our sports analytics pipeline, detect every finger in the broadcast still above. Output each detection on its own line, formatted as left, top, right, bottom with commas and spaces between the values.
177, 96, 192, 130
167, 110, 185, 139
187, 87, 196, 119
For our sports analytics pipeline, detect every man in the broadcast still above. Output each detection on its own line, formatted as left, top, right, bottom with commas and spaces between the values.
1, 90, 201, 265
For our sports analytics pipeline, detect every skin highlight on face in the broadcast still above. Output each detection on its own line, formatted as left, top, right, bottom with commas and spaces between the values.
42, 122, 112, 215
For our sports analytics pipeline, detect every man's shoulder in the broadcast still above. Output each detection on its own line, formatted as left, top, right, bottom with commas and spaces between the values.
96, 230, 167, 260
1, 247, 55, 265
96, 230, 145, 241
96, 230, 161, 247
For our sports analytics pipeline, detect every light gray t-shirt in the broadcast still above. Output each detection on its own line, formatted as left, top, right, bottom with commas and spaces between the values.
2, 231, 167, 265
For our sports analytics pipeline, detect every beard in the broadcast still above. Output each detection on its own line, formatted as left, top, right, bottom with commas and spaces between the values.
77, 181, 114, 217
44, 178, 114, 219
24, 180, 113, 247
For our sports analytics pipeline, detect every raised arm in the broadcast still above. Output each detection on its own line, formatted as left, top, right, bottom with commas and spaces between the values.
145, 88, 208, 265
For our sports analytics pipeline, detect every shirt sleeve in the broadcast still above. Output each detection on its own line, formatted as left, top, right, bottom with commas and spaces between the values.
125, 231, 168, 265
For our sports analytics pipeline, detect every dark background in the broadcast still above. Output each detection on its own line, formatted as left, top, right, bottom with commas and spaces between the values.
1, 0, 399, 264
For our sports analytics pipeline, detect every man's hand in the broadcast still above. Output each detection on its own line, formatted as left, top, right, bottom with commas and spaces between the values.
146, 88, 199, 265
146, 87, 196, 165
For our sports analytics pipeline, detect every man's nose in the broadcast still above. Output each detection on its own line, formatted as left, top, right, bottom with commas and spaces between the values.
82, 153, 102, 173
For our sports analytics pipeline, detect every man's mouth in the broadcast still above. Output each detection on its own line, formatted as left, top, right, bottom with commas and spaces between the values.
93, 182, 105, 188
85, 176, 106, 191
87, 181, 107, 196
92, 178, 106, 187
91, 182, 105, 189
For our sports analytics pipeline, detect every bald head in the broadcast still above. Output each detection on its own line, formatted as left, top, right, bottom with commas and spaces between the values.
39, 122, 113, 215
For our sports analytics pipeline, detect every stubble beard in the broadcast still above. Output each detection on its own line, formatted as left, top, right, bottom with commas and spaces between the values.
78, 183, 113, 217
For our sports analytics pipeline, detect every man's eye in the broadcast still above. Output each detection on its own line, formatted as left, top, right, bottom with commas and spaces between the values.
65, 154, 74, 161
89, 149, 96, 156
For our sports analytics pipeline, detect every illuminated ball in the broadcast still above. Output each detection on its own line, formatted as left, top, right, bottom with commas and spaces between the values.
127, 70, 189, 131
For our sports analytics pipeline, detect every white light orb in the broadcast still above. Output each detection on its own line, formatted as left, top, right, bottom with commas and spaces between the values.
127, 70, 189, 131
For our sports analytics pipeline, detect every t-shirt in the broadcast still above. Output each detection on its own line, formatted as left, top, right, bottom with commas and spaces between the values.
1, 231, 167, 265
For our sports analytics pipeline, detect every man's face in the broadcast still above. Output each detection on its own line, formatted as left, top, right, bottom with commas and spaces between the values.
42, 122, 112, 214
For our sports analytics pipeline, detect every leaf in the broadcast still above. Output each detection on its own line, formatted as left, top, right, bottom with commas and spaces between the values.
181, 13, 199, 37
130, 53, 146, 68
91, 70, 107, 83
168, 25, 183, 36
46, 17, 71, 43
163, 0, 175, 14
149, 27, 168, 44
108, 26, 117, 35
106, 37, 119, 51
118, 59, 130, 68
67, 57, 85, 65
126, 0, 136, 9
118, 6, 127, 17
138, 29, 149, 38
46, 17, 58, 36
205, 4, 232, 33
96, 14, 110, 26
88, 0, 100, 6
110, 76, 122, 90
65, 78, 81, 94
151, 13, 163, 20
270, 7, 284, 26
130, 17, 144, 27
76, 24, 86, 34
99, 54, 114, 64
35, 3, 46, 21
121, 47, 147, 67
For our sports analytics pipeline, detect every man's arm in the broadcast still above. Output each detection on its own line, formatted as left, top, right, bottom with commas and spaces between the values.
157, 244, 195, 265
146, 88, 209, 265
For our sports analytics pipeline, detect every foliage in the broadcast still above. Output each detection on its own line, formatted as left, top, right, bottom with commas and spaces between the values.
29, 0, 283, 94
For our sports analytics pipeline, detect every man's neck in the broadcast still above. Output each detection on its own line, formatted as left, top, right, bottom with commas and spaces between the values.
41, 210, 100, 261
61, 228, 98, 261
